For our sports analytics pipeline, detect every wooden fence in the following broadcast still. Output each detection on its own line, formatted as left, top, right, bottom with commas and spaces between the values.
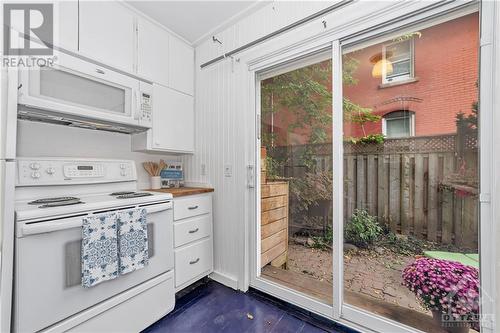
268, 133, 479, 248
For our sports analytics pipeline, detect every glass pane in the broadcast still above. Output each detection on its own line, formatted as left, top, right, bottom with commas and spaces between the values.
388, 59, 411, 78
343, 13, 480, 332
259, 54, 333, 306
386, 118, 410, 138
387, 40, 411, 62
39, 69, 127, 114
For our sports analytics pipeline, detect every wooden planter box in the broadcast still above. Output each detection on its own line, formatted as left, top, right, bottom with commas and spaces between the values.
260, 146, 289, 268
261, 180, 289, 268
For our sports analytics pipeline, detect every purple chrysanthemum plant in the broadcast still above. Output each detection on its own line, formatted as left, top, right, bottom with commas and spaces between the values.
402, 258, 480, 331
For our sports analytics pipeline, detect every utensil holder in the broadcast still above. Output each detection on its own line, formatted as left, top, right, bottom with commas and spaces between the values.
150, 176, 161, 190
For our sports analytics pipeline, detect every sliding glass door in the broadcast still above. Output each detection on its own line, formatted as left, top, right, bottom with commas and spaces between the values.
339, 11, 481, 333
250, 5, 484, 333
254, 50, 335, 315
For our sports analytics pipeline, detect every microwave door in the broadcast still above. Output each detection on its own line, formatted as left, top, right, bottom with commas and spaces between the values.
18, 54, 142, 128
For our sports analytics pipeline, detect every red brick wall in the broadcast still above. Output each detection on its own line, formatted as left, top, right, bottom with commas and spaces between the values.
262, 13, 479, 146
343, 13, 479, 138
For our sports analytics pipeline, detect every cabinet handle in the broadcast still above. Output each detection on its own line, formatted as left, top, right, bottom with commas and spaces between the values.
188, 227, 199, 234
95, 68, 105, 74
188, 205, 198, 210
189, 258, 200, 265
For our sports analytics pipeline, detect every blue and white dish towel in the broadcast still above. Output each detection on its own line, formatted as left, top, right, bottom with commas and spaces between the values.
81, 208, 148, 288
117, 208, 149, 275
81, 213, 119, 288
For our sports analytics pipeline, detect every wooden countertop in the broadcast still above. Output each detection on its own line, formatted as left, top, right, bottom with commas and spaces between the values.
146, 187, 214, 198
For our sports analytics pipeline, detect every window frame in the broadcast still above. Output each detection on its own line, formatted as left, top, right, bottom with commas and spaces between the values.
382, 111, 415, 138
381, 38, 415, 84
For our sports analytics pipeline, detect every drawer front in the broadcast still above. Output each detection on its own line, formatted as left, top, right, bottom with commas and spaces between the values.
174, 195, 212, 220
175, 238, 212, 287
71, 272, 174, 333
174, 214, 211, 247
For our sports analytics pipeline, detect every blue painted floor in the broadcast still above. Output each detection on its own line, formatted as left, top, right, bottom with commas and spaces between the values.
143, 280, 356, 333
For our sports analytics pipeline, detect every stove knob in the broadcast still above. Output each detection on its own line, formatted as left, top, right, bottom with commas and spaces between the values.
46, 167, 55, 175
29, 162, 40, 170
120, 163, 126, 169
31, 172, 41, 179
120, 170, 127, 176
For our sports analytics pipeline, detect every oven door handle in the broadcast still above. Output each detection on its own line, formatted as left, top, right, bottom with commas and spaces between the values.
143, 202, 172, 214
20, 203, 172, 236
21, 217, 83, 236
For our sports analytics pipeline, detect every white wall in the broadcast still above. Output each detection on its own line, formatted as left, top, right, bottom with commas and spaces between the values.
17, 120, 180, 189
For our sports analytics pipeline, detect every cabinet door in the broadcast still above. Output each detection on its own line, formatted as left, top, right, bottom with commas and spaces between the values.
168, 36, 194, 96
56, 1, 78, 52
137, 18, 169, 86
79, 1, 135, 72
153, 84, 194, 153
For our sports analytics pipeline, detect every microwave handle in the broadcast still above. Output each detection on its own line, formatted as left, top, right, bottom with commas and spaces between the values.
134, 89, 141, 120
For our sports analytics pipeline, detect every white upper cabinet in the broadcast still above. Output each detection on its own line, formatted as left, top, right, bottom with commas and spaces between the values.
137, 18, 169, 87
169, 36, 194, 96
132, 83, 194, 153
152, 84, 194, 153
56, 1, 78, 52
78, 1, 136, 72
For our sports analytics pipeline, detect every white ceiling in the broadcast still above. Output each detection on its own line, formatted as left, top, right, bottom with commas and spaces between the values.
127, 1, 261, 45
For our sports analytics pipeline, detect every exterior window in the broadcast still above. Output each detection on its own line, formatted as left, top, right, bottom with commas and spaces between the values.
382, 39, 414, 84
383, 111, 415, 138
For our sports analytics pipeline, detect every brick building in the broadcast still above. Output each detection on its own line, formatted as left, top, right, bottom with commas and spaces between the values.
263, 13, 479, 146
343, 12, 479, 139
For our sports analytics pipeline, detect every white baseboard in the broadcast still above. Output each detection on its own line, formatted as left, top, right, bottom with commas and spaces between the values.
209, 271, 238, 290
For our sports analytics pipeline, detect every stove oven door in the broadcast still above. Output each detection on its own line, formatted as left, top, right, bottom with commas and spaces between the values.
14, 202, 173, 333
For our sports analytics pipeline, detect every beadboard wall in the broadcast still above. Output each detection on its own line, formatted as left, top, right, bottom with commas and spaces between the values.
182, 1, 340, 290
181, 0, 484, 292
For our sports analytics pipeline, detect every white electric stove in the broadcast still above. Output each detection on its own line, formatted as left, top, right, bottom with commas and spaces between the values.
13, 158, 175, 333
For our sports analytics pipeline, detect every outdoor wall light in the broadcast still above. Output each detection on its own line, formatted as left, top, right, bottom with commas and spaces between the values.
370, 52, 393, 78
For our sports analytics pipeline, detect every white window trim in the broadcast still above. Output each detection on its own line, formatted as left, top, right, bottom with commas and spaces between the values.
382, 111, 415, 138
381, 38, 415, 84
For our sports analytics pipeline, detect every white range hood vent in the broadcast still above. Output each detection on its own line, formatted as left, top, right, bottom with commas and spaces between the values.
18, 107, 147, 134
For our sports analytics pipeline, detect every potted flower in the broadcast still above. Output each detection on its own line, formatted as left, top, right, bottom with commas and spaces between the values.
402, 258, 480, 332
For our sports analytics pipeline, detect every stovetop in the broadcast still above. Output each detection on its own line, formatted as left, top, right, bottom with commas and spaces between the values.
14, 158, 173, 221
16, 191, 172, 221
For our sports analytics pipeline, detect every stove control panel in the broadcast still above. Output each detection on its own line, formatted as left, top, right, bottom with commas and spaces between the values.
16, 159, 137, 186
63, 164, 105, 178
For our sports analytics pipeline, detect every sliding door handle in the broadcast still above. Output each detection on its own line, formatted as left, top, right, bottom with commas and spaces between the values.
247, 165, 255, 188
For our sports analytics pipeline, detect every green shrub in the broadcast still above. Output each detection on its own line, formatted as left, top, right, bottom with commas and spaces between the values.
345, 134, 385, 145
345, 209, 382, 247
311, 225, 333, 249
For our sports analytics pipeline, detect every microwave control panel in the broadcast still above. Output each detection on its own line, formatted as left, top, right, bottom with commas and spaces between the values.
140, 92, 152, 123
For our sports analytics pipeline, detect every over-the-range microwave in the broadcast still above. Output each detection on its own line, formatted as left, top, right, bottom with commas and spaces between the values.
17, 52, 153, 134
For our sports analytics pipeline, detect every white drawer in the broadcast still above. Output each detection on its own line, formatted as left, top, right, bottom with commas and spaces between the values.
174, 214, 211, 247
174, 195, 212, 220
175, 238, 212, 288
70, 272, 174, 333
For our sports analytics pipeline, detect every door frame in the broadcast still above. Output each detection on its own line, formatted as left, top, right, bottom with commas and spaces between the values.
249, 40, 338, 321
245, 1, 495, 332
